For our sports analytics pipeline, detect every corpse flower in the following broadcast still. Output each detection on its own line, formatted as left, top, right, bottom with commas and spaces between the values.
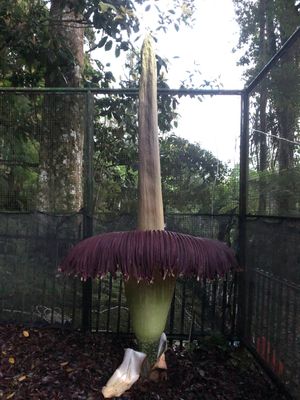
61, 230, 237, 282
59, 36, 238, 398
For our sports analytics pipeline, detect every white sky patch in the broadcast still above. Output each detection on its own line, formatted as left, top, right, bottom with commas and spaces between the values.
148, 0, 244, 166
175, 95, 241, 165
95, 0, 245, 165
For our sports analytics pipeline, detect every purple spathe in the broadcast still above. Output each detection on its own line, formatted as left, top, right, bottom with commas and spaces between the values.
59, 230, 238, 282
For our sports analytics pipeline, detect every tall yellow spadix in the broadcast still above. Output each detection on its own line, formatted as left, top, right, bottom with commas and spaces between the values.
124, 36, 175, 365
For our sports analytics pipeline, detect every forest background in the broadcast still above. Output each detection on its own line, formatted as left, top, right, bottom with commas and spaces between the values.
0, 0, 299, 218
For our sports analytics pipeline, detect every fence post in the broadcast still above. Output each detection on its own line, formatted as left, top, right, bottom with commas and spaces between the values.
237, 90, 249, 339
82, 90, 94, 331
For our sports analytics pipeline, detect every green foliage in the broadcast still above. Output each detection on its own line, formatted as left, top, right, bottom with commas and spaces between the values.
0, 94, 41, 210
0, 0, 196, 88
160, 135, 228, 213
0, 0, 232, 214
233, 0, 300, 216
0, 0, 49, 87
92, 112, 231, 214
248, 165, 300, 216
233, 0, 299, 75
212, 166, 239, 214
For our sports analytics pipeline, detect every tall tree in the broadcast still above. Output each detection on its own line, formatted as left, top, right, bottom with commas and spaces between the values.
38, 0, 86, 211
0, 0, 49, 210
36, 0, 196, 212
160, 135, 228, 213
234, 0, 300, 215
271, 1, 300, 212
0, 0, 49, 87
0, 0, 198, 213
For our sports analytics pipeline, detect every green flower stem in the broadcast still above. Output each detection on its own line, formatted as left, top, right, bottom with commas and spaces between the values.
124, 275, 175, 366
138, 339, 160, 377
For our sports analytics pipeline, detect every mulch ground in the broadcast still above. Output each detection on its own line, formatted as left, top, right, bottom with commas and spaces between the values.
0, 324, 289, 400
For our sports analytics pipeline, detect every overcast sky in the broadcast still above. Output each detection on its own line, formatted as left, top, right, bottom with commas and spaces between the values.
153, 0, 244, 165
98, 0, 245, 165
137, 0, 245, 165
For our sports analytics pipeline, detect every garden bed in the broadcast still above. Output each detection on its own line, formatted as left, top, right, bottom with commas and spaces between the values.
0, 324, 288, 399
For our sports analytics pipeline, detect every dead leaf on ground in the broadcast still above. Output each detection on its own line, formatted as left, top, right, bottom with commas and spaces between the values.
60, 361, 69, 367
0, 324, 290, 400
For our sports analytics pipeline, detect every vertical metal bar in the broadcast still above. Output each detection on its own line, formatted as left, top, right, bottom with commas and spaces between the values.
41, 278, 46, 310
116, 278, 123, 334
246, 277, 255, 344
53, 224, 62, 327
265, 274, 272, 365
275, 278, 283, 373
237, 91, 249, 339
51, 241, 57, 325
284, 285, 290, 347
21, 241, 26, 322
231, 272, 239, 337
82, 91, 94, 331
221, 274, 228, 334
96, 280, 102, 333
253, 269, 261, 348
270, 278, 277, 373
201, 277, 207, 335
259, 274, 266, 359
273, 278, 281, 374
81, 268, 92, 332
106, 274, 113, 332
271, 277, 278, 369
0, 280, 3, 319
71, 278, 77, 328
296, 292, 300, 389
0, 216, 8, 320
211, 278, 217, 331
61, 279, 66, 326
291, 289, 297, 362
169, 284, 176, 337
180, 280, 186, 335
188, 282, 196, 344
30, 247, 36, 323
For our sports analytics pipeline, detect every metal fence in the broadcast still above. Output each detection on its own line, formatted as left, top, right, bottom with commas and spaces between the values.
0, 25, 300, 399
0, 211, 238, 340
240, 27, 300, 399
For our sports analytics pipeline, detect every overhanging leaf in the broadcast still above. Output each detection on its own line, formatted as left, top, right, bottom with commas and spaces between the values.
105, 40, 113, 51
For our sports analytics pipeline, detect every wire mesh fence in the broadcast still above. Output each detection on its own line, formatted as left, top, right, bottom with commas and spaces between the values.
0, 87, 240, 346
242, 214, 300, 399
0, 89, 240, 214
242, 28, 300, 399
0, 92, 88, 213
1, 27, 300, 397
246, 32, 300, 219
246, 266, 300, 400
0, 211, 238, 341
0, 212, 83, 328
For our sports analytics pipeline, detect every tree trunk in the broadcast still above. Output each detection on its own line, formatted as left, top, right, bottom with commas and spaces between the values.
272, 0, 299, 214
257, 91, 268, 213
257, 0, 268, 213
39, 0, 85, 212
277, 105, 296, 213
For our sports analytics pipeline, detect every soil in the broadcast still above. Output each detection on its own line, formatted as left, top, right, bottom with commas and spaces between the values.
0, 324, 289, 400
